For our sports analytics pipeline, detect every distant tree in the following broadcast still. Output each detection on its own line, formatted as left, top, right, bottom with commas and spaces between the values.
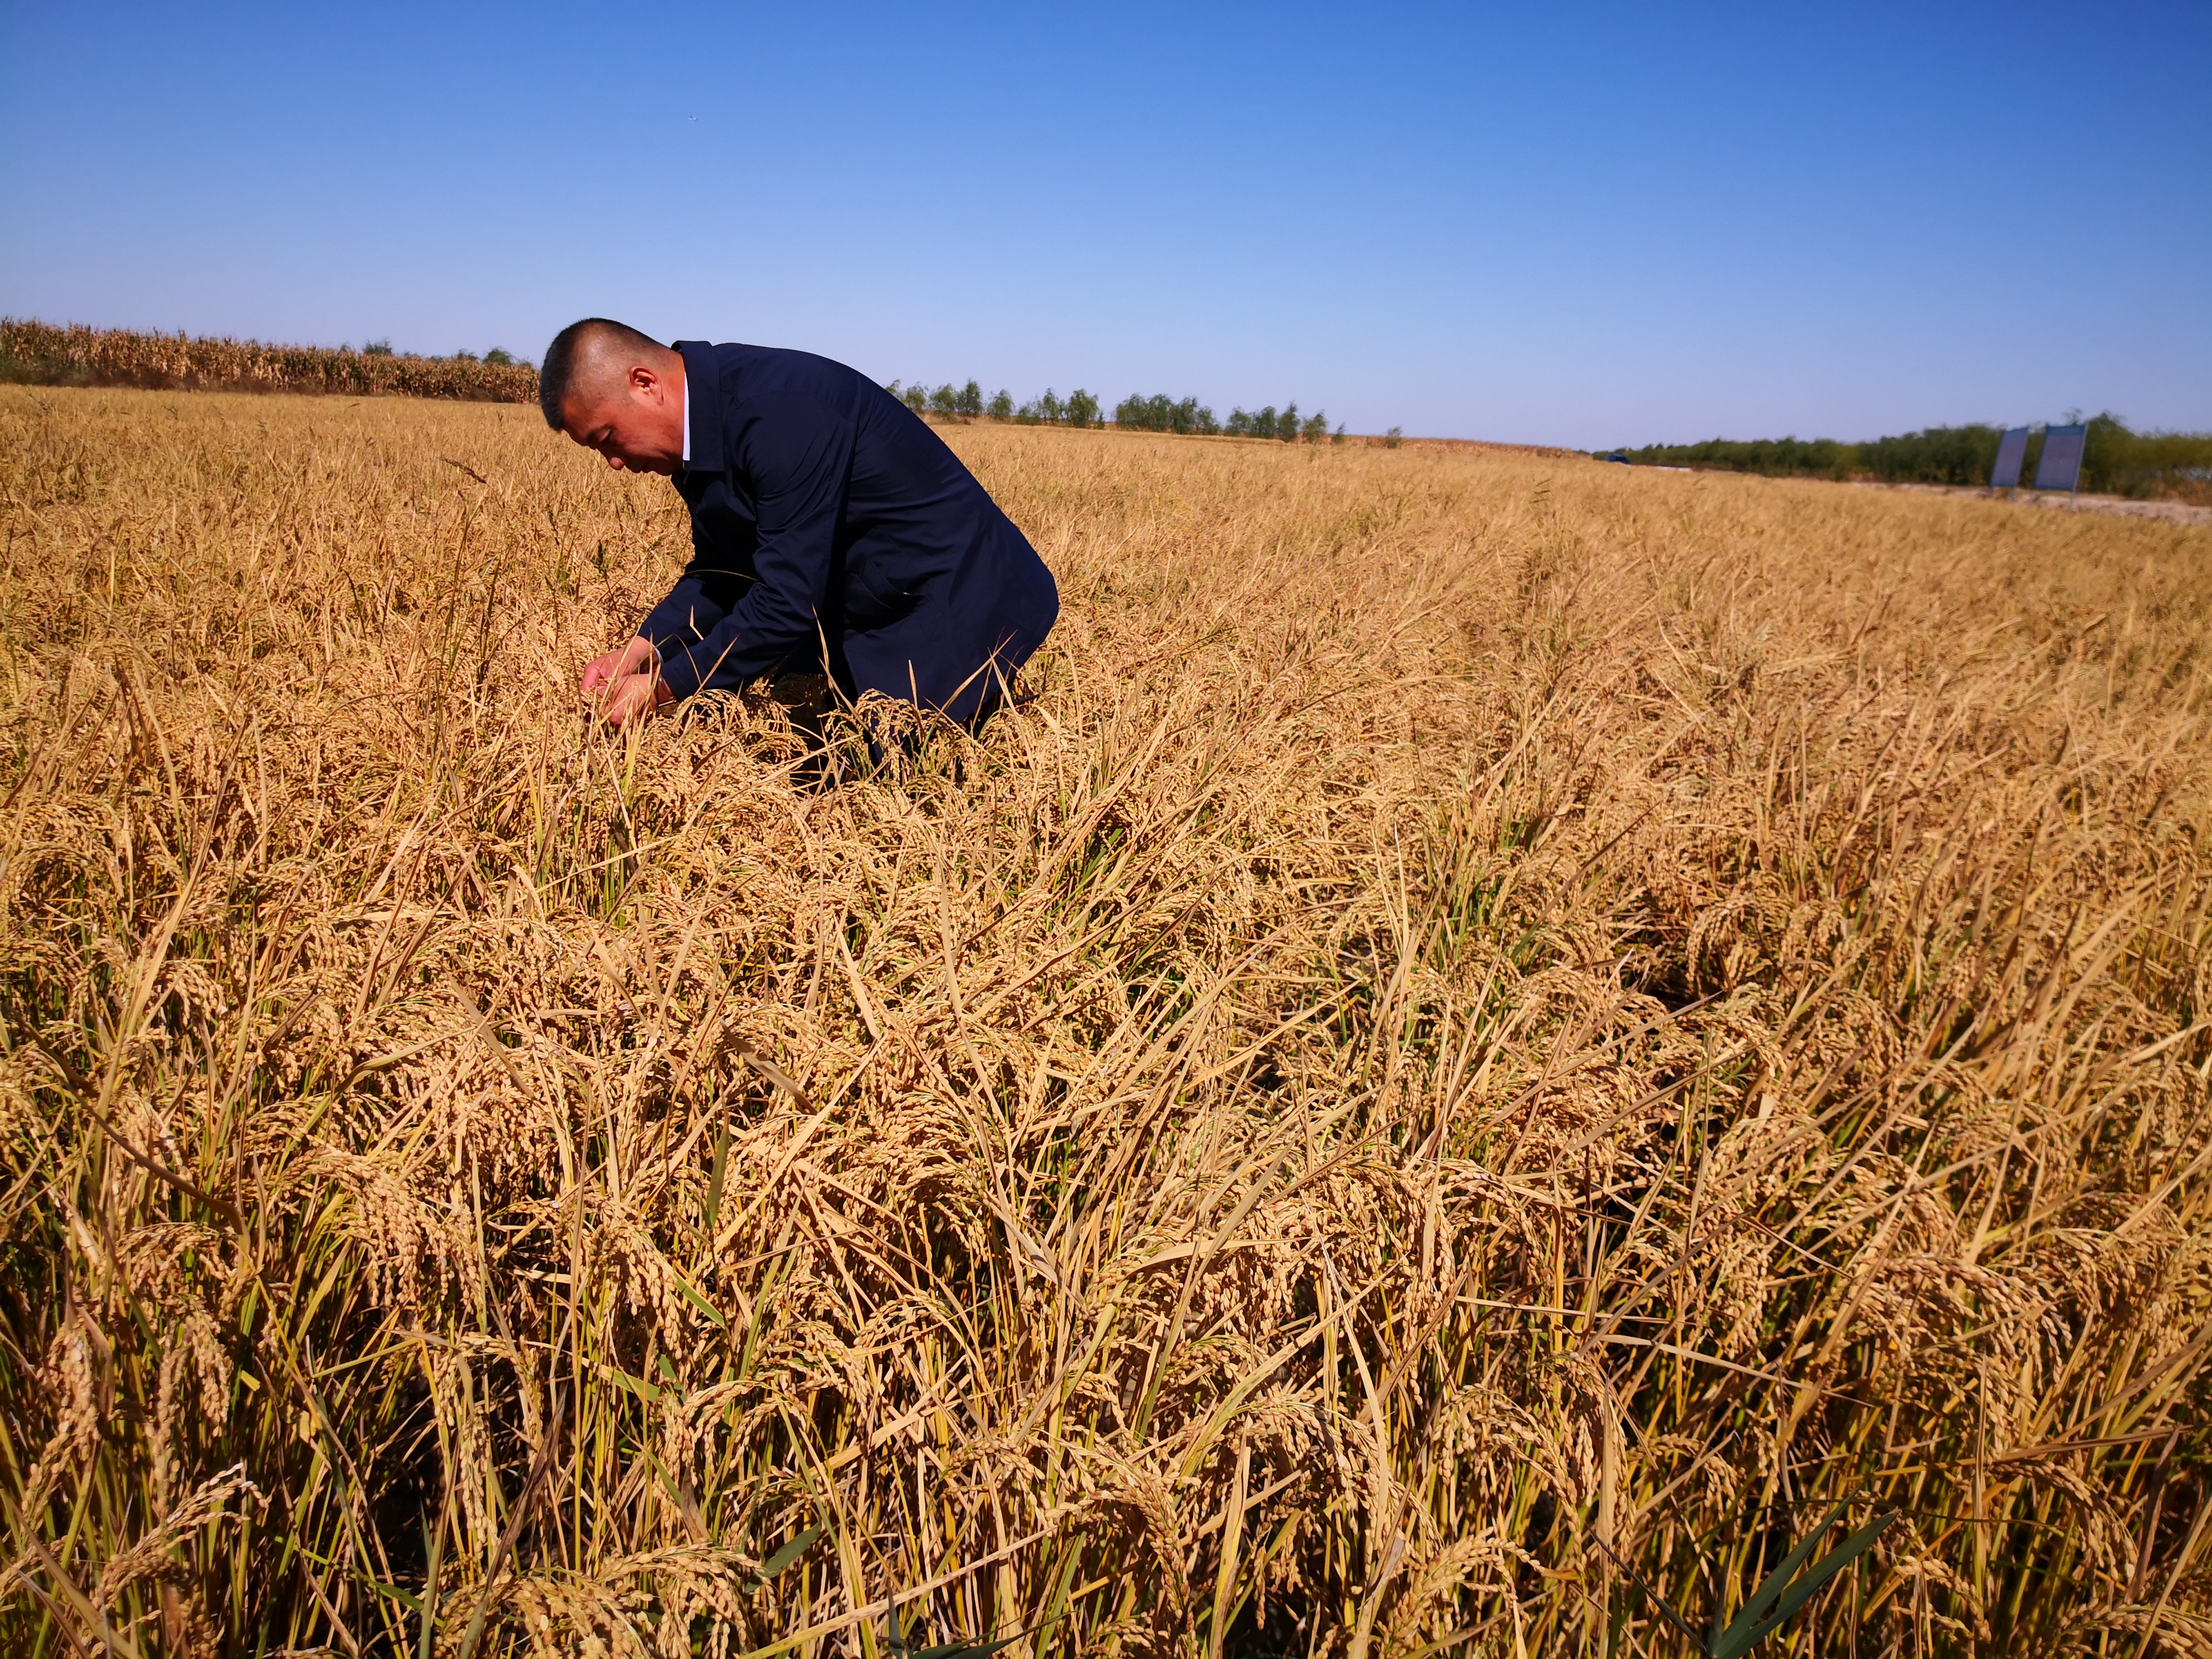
987, 389, 1014, 420
1854, 426, 1996, 486
957, 380, 983, 417
362, 339, 394, 357
1115, 392, 1158, 429
903, 384, 928, 414
1614, 434, 1851, 479
1219, 401, 1324, 440
1118, 392, 1208, 433
929, 383, 959, 417
1331, 422, 1345, 444
1384, 426, 1403, 448
484, 348, 516, 366
2080, 413, 2212, 497
1020, 386, 1183, 429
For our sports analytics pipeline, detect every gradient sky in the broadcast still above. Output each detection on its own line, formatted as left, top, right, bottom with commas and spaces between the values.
3, 2, 2205, 447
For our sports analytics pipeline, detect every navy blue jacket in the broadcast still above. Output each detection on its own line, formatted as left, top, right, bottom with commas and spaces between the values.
637, 342, 1058, 724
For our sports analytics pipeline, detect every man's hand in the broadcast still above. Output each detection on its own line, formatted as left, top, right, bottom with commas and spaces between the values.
595, 670, 672, 728
581, 636, 659, 698
581, 637, 671, 727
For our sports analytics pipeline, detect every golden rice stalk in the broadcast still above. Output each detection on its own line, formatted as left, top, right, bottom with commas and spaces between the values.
1, 387, 2209, 1657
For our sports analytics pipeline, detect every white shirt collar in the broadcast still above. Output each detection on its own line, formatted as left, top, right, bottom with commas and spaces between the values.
681, 378, 690, 465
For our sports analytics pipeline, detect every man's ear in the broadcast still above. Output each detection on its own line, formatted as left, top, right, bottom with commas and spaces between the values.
628, 363, 663, 401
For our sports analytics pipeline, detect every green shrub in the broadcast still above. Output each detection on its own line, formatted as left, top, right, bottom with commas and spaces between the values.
2081, 413, 2212, 497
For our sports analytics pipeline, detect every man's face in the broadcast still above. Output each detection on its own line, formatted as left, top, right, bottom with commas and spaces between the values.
562, 363, 684, 476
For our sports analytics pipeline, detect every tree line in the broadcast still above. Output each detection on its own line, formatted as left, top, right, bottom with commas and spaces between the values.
358, 341, 527, 367
889, 381, 1103, 427
1599, 414, 2212, 500
1119, 394, 1342, 442
889, 381, 1345, 440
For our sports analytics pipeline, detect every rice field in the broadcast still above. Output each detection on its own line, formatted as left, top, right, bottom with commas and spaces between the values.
3, 386, 2210, 1657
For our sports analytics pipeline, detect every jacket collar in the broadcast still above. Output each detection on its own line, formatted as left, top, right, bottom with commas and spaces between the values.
673, 341, 723, 473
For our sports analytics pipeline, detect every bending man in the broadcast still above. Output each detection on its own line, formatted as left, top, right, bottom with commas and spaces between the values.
542, 319, 1058, 731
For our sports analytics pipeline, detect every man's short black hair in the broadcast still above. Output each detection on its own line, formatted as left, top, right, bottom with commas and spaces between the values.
539, 318, 666, 430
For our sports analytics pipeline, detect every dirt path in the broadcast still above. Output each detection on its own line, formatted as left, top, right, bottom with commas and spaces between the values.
1851, 479, 2212, 527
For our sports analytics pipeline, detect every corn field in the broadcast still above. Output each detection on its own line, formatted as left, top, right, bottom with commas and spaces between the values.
3, 386, 2210, 1657
0, 321, 536, 402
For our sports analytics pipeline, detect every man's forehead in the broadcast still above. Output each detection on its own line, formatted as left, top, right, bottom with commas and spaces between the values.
560, 394, 616, 434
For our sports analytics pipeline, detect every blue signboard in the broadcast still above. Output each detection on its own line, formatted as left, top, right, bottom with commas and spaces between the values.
2034, 424, 2088, 493
1990, 427, 2030, 491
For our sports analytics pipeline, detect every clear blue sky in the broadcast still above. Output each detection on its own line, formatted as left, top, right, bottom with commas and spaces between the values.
3, 2, 2205, 447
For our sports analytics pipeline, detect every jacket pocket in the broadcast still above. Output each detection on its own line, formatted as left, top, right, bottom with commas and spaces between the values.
843, 561, 924, 630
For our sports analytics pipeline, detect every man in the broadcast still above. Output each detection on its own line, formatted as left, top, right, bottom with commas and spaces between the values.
541, 319, 1058, 733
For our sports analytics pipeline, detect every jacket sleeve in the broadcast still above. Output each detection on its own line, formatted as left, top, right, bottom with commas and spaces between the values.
651, 393, 853, 702
637, 513, 751, 661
